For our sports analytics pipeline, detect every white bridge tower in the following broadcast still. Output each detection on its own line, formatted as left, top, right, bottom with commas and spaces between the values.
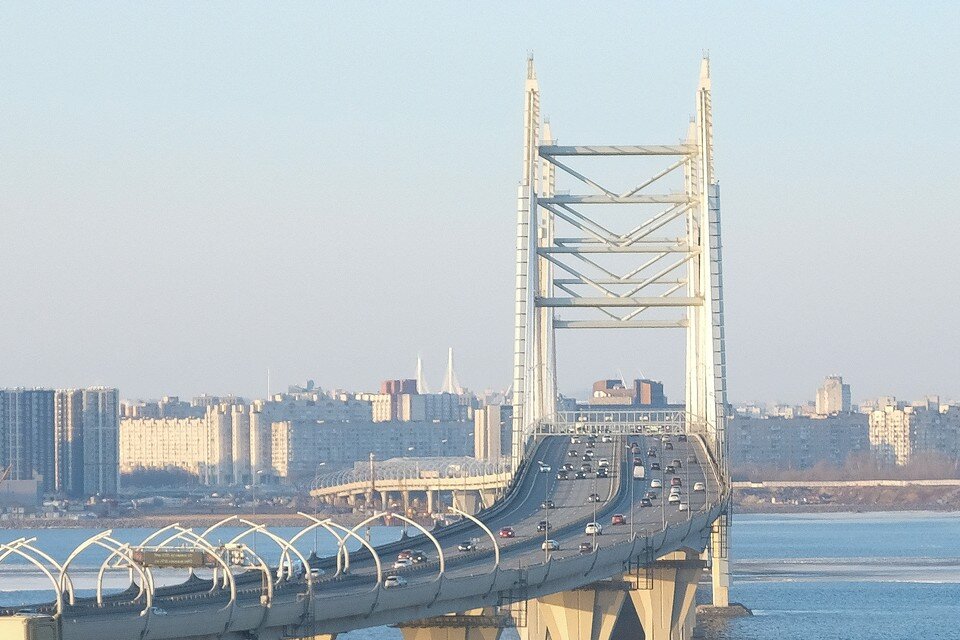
510, 56, 731, 606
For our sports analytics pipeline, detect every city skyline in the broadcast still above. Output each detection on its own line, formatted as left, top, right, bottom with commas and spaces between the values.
2, 4, 958, 404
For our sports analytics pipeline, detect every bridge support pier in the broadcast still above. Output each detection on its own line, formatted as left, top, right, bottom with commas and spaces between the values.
398, 609, 505, 640
519, 582, 627, 640
452, 491, 479, 514
627, 551, 705, 640
426, 489, 435, 514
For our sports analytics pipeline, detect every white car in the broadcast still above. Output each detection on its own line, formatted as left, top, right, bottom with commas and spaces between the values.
383, 575, 408, 589
650, 479, 663, 488
393, 557, 413, 569
542, 539, 560, 551
602, 435, 613, 443
694, 482, 706, 492
668, 494, 681, 504
571, 436, 581, 444
598, 458, 609, 468
678, 502, 689, 512
584, 522, 603, 536
539, 463, 552, 473
669, 486, 682, 496
149, 607, 167, 616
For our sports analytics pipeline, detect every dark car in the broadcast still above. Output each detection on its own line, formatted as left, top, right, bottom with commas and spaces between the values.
664, 442, 674, 450
678, 434, 688, 442
647, 450, 657, 459
579, 542, 593, 554
541, 499, 555, 509
597, 468, 609, 479
563, 463, 574, 471
611, 513, 626, 525
580, 463, 593, 473
556, 470, 569, 480
575, 470, 587, 479
645, 491, 658, 500
458, 540, 475, 552
410, 550, 427, 563
537, 520, 552, 532
672, 459, 682, 469
640, 498, 653, 507
587, 493, 602, 503
671, 477, 682, 487
498, 527, 515, 538
568, 450, 579, 457
665, 465, 676, 474
650, 462, 661, 470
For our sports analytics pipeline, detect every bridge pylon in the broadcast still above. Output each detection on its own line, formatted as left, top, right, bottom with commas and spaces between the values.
509, 57, 731, 607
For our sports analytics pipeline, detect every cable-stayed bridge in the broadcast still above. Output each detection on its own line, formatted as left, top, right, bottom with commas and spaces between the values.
0, 57, 732, 640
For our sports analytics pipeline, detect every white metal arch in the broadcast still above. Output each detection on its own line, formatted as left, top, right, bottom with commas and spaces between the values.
223, 527, 274, 608
95, 543, 146, 606
58, 530, 154, 611
326, 518, 383, 589
153, 526, 238, 611
0, 539, 64, 616
381, 512, 445, 577
448, 505, 500, 571
293, 512, 349, 576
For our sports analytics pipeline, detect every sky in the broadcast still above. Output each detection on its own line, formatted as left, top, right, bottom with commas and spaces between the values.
1, 2, 958, 405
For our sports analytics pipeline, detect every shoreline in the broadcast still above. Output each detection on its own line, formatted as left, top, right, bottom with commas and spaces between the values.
4, 505, 960, 529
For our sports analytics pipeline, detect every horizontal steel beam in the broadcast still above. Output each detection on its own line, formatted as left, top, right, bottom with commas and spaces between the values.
553, 278, 686, 285
539, 145, 696, 156
554, 320, 688, 329
540, 194, 693, 205
537, 296, 701, 308
539, 244, 690, 254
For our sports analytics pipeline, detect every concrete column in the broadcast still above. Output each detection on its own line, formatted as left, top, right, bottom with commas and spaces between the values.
627, 551, 705, 640
402, 490, 411, 514
426, 489, 435, 514
398, 609, 503, 640
479, 489, 499, 509
453, 491, 479, 515
519, 584, 627, 640
379, 490, 389, 508
710, 520, 730, 607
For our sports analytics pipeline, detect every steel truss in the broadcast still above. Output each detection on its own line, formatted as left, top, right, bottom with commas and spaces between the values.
510, 56, 731, 607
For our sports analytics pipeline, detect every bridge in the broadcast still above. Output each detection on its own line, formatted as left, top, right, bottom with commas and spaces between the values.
0, 57, 732, 640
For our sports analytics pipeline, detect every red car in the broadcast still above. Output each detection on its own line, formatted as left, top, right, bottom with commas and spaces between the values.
611, 513, 626, 526
498, 526, 516, 539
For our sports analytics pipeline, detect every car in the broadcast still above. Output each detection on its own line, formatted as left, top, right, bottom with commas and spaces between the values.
587, 493, 602, 503
602, 435, 613, 443
664, 442, 674, 450
537, 520, 552, 532
541, 499, 555, 509
568, 450, 579, 457
563, 463, 574, 471
668, 494, 681, 504
410, 550, 427, 563
650, 462, 661, 471
580, 463, 593, 473
397, 549, 413, 560
393, 557, 413, 569
598, 458, 609, 468
687, 455, 697, 464
678, 434, 688, 442
541, 539, 560, 551
498, 527, 515, 538
575, 471, 587, 479
678, 502, 689, 512
538, 463, 551, 473
16, 608, 40, 615
596, 468, 609, 479
669, 487, 682, 497
665, 465, 676, 474
694, 482, 706, 492
645, 491, 658, 500
671, 477, 682, 487
579, 541, 594, 553
611, 513, 626, 525
458, 540, 476, 552
571, 436, 581, 444
647, 447, 657, 455
640, 497, 653, 507
585, 522, 603, 535
672, 459, 683, 469
309, 567, 324, 578
648, 450, 657, 459
149, 607, 167, 616
650, 479, 662, 488
384, 575, 408, 589
582, 454, 593, 461
661, 435, 671, 443
557, 470, 569, 480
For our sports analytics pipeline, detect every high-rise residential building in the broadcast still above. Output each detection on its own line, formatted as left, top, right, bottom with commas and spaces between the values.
816, 375, 851, 415
869, 403, 960, 465
474, 405, 503, 461
53, 390, 84, 496
119, 416, 208, 477
0, 389, 56, 489
79, 387, 119, 496
728, 413, 870, 471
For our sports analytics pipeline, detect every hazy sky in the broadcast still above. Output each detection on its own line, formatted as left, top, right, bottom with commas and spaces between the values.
2, 3, 958, 404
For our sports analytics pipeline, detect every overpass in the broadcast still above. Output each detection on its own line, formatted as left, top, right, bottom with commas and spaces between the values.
0, 57, 734, 640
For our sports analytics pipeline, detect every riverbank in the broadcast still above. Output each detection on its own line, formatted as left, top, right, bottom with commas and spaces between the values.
733, 484, 960, 513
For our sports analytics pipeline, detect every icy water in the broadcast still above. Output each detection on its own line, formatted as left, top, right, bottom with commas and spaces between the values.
2, 512, 959, 638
